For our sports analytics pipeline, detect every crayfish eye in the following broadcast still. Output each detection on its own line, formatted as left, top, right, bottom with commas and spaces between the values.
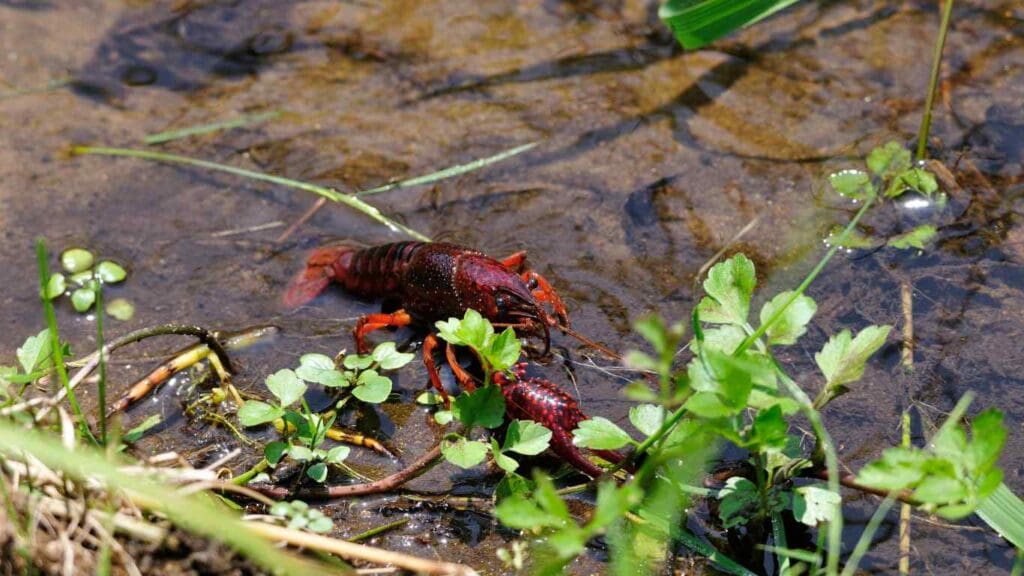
495, 294, 509, 316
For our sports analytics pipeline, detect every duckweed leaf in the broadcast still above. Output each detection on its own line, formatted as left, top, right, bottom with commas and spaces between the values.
452, 385, 506, 430
442, 437, 490, 469
815, 325, 891, 390
306, 462, 328, 483
792, 484, 840, 526
238, 401, 285, 426
572, 417, 634, 450
43, 273, 66, 300
867, 141, 911, 178
105, 298, 135, 321
371, 342, 415, 371
353, 370, 391, 403
266, 369, 306, 408
71, 287, 96, 312
69, 270, 94, 286
60, 248, 94, 273
629, 404, 666, 437
265, 441, 289, 466
95, 261, 127, 284
296, 354, 346, 388
887, 225, 937, 250
829, 169, 875, 200
696, 254, 756, 325
17, 329, 52, 374
759, 291, 817, 346
502, 420, 552, 455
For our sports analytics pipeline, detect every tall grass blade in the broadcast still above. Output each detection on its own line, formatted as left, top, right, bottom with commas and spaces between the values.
96, 282, 107, 444
36, 238, 96, 444
357, 142, 537, 196
839, 496, 897, 576
71, 146, 431, 242
0, 419, 343, 575
144, 111, 282, 145
976, 483, 1024, 550
915, 0, 955, 161
659, 0, 802, 49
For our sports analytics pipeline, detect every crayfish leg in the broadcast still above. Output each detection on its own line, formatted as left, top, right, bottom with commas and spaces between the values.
422, 333, 451, 406
549, 426, 606, 479
353, 310, 413, 354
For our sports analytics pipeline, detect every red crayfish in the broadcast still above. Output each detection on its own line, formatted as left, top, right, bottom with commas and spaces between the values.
284, 241, 570, 400
495, 363, 631, 478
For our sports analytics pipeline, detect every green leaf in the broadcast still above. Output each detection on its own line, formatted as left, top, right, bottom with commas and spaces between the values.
105, 298, 135, 321
95, 261, 127, 284
442, 437, 490, 469
60, 248, 94, 273
589, 481, 641, 532
237, 401, 285, 427
458, 309, 493, 350
687, 351, 757, 410
342, 354, 374, 370
416, 391, 444, 405
495, 495, 564, 530
696, 254, 756, 325
790, 485, 839, 527
353, 370, 392, 403
888, 167, 939, 197
326, 445, 350, 464
887, 225, 937, 250
534, 472, 570, 520
296, 354, 346, 388
867, 141, 911, 178
495, 471, 535, 501
743, 405, 788, 452
306, 462, 328, 483
825, 225, 876, 249
623, 350, 659, 372
976, 483, 1024, 550
307, 516, 333, 533
122, 414, 162, 443
693, 325, 746, 355
70, 287, 96, 312
288, 445, 314, 462
43, 273, 66, 300
659, 0, 802, 50
265, 441, 289, 466
492, 438, 519, 473
829, 169, 875, 200
69, 270, 94, 286
434, 410, 453, 425
629, 404, 666, 437
718, 477, 759, 529
435, 318, 465, 346
17, 329, 52, 374
503, 420, 552, 455
452, 385, 506, 430
371, 341, 415, 371
966, 409, 1006, 472
486, 327, 521, 372
572, 417, 634, 450
815, 325, 891, 390
266, 369, 307, 408
758, 291, 817, 346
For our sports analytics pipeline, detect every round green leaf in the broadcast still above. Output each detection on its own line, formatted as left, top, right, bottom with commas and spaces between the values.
307, 516, 333, 533
296, 353, 347, 388
69, 270, 94, 286
70, 287, 96, 312
266, 369, 307, 407
352, 370, 392, 404
306, 462, 328, 483
265, 441, 289, 466
502, 420, 552, 455
61, 248, 94, 273
572, 417, 634, 450
237, 401, 285, 427
371, 341, 415, 371
105, 298, 135, 321
43, 274, 66, 300
434, 410, 453, 425
326, 445, 350, 464
288, 445, 314, 462
442, 437, 490, 469
95, 261, 127, 284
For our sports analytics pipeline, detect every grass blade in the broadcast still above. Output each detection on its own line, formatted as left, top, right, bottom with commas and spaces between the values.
0, 419, 344, 575
144, 111, 282, 145
357, 142, 537, 196
976, 483, 1024, 550
71, 146, 431, 242
915, 0, 955, 160
675, 527, 758, 576
659, 0, 802, 50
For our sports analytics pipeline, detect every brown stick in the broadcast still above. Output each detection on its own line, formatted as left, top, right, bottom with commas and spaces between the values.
276, 196, 327, 243
253, 442, 443, 500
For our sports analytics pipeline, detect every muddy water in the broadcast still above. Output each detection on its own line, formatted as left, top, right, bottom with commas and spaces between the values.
1, 0, 1022, 573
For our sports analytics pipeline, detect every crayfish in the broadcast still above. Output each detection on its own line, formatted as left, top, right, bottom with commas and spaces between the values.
284, 241, 571, 400
494, 363, 631, 478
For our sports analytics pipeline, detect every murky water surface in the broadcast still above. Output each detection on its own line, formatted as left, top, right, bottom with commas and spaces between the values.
1, 1, 1023, 573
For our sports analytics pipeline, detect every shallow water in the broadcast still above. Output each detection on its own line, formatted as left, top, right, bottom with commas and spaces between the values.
1, 0, 1022, 573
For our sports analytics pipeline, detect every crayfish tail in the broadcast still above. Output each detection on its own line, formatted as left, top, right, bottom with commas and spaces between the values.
282, 246, 354, 307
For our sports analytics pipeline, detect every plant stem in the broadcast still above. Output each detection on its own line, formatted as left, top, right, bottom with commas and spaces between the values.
915, 0, 955, 161
734, 197, 876, 356
36, 239, 96, 444
233, 459, 270, 486
71, 146, 430, 242
839, 496, 897, 576
347, 518, 409, 542
96, 283, 107, 444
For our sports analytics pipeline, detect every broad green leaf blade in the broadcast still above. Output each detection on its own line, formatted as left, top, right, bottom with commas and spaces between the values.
238, 401, 285, 427
829, 169, 876, 201
353, 370, 392, 403
266, 369, 307, 408
696, 254, 756, 325
60, 248, 94, 273
296, 354, 347, 388
442, 437, 490, 469
502, 420, 552, 456
976, 483, 1024, 550
371, 341, 415, 371
572, 417, 634, 450
452, 385, 506, 430
629, 404, 667, 437
792, 484, 840, 526
759, 291, 817, 346
659, 0, 802, 50
887, 225, 937, 250
815, 325, 891, 389
17, 329, 52, 375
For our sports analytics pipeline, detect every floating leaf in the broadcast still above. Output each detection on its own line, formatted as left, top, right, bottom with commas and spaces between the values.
60, 248, 94, 273
71, 287, 96, 312
105, 298, 135, 321
434, 410, 453, 425
825, 225, 875, 249
888, 167, 939, 198
296, 354, 346, 388
371, 341, 415, 371
95, 261, 127, 284
353, 370, 392, 403
43, 273, 66, 300
829, 169, 875, 200
867, 141, 911, 178
572, 417, 634, 450
442, 437, 490, 469
342, 354, 374, 370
